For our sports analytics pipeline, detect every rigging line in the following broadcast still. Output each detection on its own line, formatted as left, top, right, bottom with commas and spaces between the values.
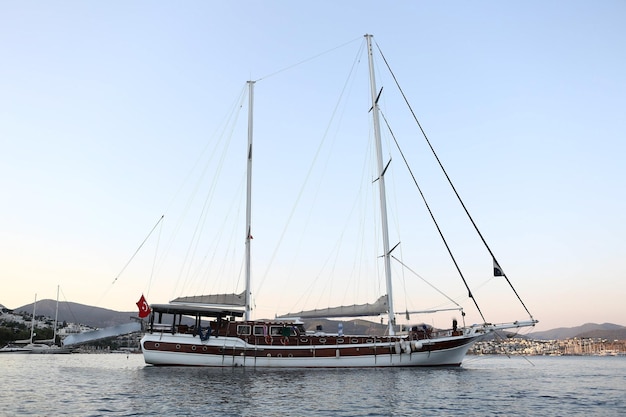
286, 139, 373, 315
352, 144, 382, 309
493, 331, 513, 360
493, 330, 536, 366
375, 40, 535, 321
146, 216, 164, 297
370, 78, 411, 318
174, 86, 248, 297
381, 110, 486, 323
154, 84, 248, 288
179, 143, 231, 294
255, 36, 362, 82
195, 173, 246, 297
282, 183, 362, 314
255, 39, 366, 301
381, 117, 411, 317
161, 84, 248, 217
112, 215, 165, 285
211, 175, 247, 296
390, 255, 462, 309
59, 287, 79, 328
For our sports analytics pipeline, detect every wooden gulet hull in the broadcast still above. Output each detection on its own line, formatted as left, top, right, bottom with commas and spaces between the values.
140, 333, 480, 367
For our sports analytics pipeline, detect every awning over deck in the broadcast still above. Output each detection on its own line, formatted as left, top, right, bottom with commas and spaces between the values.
276, 295, 389, 319
170, 292, 246, 307
151, 303, 244, 318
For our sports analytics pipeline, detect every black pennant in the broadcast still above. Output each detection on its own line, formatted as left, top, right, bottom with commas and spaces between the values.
493, 258, 504, 277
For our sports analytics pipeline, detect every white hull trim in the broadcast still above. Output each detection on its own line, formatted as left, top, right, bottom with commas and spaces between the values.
140, 334, 478, 368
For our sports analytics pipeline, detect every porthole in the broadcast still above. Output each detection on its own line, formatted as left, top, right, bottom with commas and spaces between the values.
337, 338, 344, 344
154, 343, 160, 348
351, 338, 359, 344
191, 345, 197, 351
175, 344, 181, 350
319, 338, 326, 344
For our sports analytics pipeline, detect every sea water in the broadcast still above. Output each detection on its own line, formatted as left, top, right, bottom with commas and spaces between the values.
0, 354, 624, 416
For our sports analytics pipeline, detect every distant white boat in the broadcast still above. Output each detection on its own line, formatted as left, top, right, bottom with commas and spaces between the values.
0, 343, 32, 354
30, 287, 73, 354
25, 287, 73, 354
1, 290, 73, 354
26, 343, 73, 354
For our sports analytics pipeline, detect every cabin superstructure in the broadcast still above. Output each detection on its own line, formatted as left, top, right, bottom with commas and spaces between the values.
141, 302, 518, 367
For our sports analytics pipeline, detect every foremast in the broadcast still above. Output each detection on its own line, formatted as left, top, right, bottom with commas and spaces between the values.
366, 34, 395, 336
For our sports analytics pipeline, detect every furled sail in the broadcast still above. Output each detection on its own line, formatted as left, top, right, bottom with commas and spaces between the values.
171, 292, 246, 307
277, 295, 388, 319
63, 322, 142, 346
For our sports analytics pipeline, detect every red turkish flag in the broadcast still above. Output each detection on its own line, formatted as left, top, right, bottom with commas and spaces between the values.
136, 294, 151, 318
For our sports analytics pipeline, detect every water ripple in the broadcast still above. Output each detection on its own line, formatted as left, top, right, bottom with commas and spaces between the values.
1, 355, 625, 416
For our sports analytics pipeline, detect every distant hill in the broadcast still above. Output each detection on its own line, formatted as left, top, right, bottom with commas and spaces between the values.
10, 299, 137, 329
577, 328, 626, 340
5, 300, 625, 340
530, 323, 626, 340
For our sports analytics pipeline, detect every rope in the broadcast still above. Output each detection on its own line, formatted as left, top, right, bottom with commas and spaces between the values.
145, 215, 164, 298
375, 40, 535, 322
381, 111, 486, 323
391, 255, 463, 309
112, 215, 164, 284
255, 39, 366, 303
255, 36, 362, 82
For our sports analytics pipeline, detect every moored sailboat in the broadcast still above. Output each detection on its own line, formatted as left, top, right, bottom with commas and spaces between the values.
0, 344, 32, 353
140, 35, 537, 367
27, 287, 73, 354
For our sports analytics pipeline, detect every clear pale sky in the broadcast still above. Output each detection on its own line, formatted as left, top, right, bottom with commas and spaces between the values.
1, 2, 624, 332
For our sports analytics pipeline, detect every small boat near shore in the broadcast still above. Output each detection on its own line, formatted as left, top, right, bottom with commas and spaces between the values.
27, 287, 73, 354
0, 343, 33, 354
2, 288, 74, 354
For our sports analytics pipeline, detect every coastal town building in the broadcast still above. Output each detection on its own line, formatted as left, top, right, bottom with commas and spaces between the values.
469, 337, 626, 356
2, 305, 625, 355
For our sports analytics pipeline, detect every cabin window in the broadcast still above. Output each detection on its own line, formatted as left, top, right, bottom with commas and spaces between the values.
269, 326, 297, 336
237, 325, 251, 336
253, 325, 265, 336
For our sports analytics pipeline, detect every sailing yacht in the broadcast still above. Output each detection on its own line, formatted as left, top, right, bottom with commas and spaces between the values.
140, 35, 537, 367
0, 336, 32, 354
28, 288, 73, 354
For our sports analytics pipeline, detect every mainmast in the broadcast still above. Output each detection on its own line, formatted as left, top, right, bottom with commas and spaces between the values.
53, 285, 59, 343
365, 34, 395, 335
30, 294, 37, 343
245, 80, 255, 321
